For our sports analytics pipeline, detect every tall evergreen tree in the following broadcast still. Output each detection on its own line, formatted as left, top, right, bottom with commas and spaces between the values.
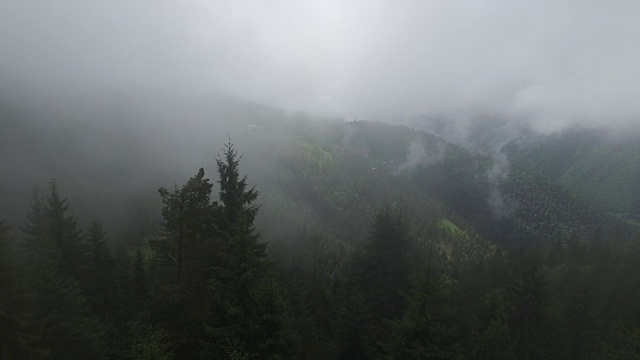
0, 221, 44, 359
156, 168, 215, 284
132, 246, 148, 315
204, 140, 292, 359
152, 168, 216, 359
44, 180, 88, 281
357, 207, 411, 318
508, 249, 553, 360
85, 220, 116, 316
341, 207, 412, 358
23, 188, 47, 255
22, 181, 106, 359
383, 272, 465, 359
216, 140, 260, 238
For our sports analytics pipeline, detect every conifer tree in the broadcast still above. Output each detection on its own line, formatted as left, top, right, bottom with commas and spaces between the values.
383, 272, 465, 359
44, 180, 88, 280
112, 241, 134, 320
357, 207, 411, 318
0, 221, 44, 359
204, 140, 291, 359
23, 188, 47, 255
215, 140, 260, 241
153, 168, 216, 359
86, 220, 116, 315
342, 207, 412, 357
23, 181, 106, 359
156, 168, 215, 284
132, 246, 148, 315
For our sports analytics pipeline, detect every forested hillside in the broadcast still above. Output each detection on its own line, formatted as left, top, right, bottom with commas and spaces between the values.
4, 102, 631, 249
3, 97, 640, 358
3, 137, 640, 359
508, 127, 640, 224
4, 0, 640, 357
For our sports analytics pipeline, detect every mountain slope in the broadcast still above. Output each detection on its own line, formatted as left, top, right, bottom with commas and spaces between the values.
1, 93, 637, 252
508, 127, 640, 223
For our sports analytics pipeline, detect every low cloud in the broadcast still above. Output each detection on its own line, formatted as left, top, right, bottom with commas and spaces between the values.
393, 141, 445, 175
2, 0, 639, 133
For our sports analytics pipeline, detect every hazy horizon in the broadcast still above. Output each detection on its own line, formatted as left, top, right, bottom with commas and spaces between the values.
2, 0, 640, 135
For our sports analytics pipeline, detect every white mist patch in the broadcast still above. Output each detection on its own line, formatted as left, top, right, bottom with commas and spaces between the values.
341, 122, 369, 158
413, 115, 525, 217
393, 141, 445, 175
475, 126, 526, 218
484, 145, 515, 218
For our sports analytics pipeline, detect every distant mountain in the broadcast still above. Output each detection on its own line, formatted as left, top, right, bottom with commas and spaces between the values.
1, 92, 637, 252
259, 120, 635, 247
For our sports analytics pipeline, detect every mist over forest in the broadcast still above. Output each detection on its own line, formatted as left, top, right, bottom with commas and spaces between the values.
2, 1, 640, 359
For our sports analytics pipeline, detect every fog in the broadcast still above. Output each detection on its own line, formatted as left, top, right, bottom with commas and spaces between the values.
2, 0, 640, 133
3, 5, 640, 356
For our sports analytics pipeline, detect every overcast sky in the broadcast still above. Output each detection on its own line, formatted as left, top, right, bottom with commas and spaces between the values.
1, 0, 639, 132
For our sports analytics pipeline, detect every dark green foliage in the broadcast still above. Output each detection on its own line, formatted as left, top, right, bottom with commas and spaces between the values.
508, 127, 640, 220
384, 273, 465, 359
355, 207, 411, 319
282, 231, 349, 359
43, 180, 88, 280
22, 183, 106, 359
203, 140, 292, 359
216, 141, 260, 235
4, 124, 640, 360
0, 221, 44, 359
335, 207, 414, 358
85, 220, 116, 315
499, 167, 629, 244
152, 167, 216, 359
131, 246, 148, 314
130, 327, 174, 360
156, 167, 215, 284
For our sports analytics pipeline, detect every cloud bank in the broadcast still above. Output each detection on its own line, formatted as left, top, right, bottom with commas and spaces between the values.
2, 0, 640, 132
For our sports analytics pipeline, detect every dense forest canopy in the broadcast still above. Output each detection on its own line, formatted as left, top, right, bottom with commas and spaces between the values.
2, 105, 640, 358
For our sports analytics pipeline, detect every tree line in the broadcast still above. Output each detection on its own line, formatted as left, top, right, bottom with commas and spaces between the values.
2, 141, 640, 359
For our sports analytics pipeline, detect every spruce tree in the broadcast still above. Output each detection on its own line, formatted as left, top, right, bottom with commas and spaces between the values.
86, 220, 116, 316
44, 180, 88, 281
341, 207, 411, 358
23, 187, 47, 255
153, 168, 216, 359
131, 246, 148, 315
156, 167, 215, 284
216, 140, 260, 239
204, 140, 291, 359
23, 181, 106, 359
357, 207, 411, 318
0, 221, 44, 359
